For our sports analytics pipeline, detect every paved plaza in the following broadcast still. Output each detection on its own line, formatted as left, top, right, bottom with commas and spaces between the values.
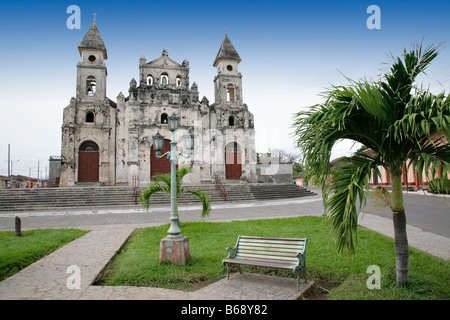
0, 189, 448, 300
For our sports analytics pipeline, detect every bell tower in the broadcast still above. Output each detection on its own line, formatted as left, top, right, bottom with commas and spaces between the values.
76, 19, 108, 101
60, 18, 115, 188
213, 32, 243, 107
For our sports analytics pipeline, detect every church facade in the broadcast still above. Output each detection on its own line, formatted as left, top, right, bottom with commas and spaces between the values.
59, 21, 256, 187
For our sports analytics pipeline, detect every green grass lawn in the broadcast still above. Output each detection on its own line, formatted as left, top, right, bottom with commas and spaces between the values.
96, 216, 450, 300
0, 228, 89, 282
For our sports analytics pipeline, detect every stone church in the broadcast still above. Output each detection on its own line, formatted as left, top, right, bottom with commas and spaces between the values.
59, 20, 256, 187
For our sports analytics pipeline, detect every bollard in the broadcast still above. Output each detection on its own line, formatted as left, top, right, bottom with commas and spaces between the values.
15, 216, 22, 237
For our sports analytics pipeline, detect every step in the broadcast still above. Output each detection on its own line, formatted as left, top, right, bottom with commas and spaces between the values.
0, 184, 315, 212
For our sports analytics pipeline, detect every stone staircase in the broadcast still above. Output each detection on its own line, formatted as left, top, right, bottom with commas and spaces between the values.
248, 184, 316, 200
0, 184, 316, 213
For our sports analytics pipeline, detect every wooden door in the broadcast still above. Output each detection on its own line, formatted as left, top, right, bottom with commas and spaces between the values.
151, 139, 172, 178
225, 151, 241, 180
78, 151, 99, 182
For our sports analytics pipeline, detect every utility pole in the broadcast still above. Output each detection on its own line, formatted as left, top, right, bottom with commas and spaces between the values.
7, 144, 10, 178
10, 159, 19, 189
37, 161, 40, 188
7, 144, 10, 188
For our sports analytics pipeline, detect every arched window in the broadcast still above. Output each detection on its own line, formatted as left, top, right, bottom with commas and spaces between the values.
86, 76, 96, 96
161, 73, 169, 85
79, 141, 99, 152
85, 111, 95, 123
176, 76, 182, 87
147, 75, 153, 85
225, 141, 240, 153
161, 113, 168, 124
226, 83, 235, 102
228, 115, 235, 126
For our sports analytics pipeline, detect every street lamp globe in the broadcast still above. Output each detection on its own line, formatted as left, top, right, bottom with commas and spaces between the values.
152, 132, 165, 152
183, 133, 194, 151
168, 113, 180, 132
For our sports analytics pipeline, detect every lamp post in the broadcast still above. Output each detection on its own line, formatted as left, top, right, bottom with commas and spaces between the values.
152, 113, 194, 239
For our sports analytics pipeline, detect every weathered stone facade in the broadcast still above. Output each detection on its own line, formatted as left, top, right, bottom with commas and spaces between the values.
60, 21, 256, 187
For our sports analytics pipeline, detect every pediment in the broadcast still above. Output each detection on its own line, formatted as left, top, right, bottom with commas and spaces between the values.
147, 56, 181, 68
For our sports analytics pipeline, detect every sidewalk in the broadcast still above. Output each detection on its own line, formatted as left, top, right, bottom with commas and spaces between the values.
358, 213, 450, 260
0, 195, 448, 300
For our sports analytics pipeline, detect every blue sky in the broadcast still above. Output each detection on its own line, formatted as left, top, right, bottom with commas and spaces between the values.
0, 0, 449, 177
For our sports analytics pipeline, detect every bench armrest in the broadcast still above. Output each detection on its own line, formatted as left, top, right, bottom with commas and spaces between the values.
295, 251, 306, 269
225, 246, 237, 259
223, 235, 241, 264
295, 239, 307, 267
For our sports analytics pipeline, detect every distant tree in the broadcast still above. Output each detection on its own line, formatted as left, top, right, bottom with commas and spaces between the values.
293, 163, 304, 176
268, 149, 301, 164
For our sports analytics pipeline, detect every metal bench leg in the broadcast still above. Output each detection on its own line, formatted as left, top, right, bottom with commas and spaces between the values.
297, 273, 300, 292
227, 264, 230, 280
238, 265, 242, 274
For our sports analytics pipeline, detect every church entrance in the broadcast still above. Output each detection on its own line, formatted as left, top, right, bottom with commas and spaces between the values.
225, 142, 241, 180
151, 139, 172, 178
78, 141, 99, 182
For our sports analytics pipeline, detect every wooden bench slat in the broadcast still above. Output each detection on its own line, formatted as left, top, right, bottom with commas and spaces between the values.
239, 243, 305, 252
240, 237, 305, 242
223, 258, 296, 269
239, 242, 305, 250
237, 248, 299, 258
240, 236, 306, 241
236, 253, 299, 263
239, 238, 306, 246
236, 253, 298, 262
239, 240, 304, 248
238, 245, 302, 254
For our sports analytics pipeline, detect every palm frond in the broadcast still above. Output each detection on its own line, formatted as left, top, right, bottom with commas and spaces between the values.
393, 92, 449, 141
392, 92, 450, 193
410, 138, 450, 192
153, 172, 172, 191
184, 189, 211, 218
325, 150, 380, 253
381, 41, 444, 121
139, 182, 169, 210
176, 166, 193, 194
293, 82, 386, 187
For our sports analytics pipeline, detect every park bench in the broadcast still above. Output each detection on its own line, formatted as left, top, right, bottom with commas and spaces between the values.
222, 235, 308, 291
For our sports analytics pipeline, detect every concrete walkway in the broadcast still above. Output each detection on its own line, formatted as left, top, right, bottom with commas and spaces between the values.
0, 193, 448, 300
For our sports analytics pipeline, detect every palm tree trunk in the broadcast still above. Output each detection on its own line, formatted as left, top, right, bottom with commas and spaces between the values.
321, 184, 326, 217
390, 173, 409, 286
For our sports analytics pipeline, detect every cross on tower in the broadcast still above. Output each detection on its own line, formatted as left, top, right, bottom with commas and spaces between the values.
93, 13, 97, 22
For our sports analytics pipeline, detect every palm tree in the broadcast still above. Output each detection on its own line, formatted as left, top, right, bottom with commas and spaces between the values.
293, 42, 449, 286
139, 166, 211, 222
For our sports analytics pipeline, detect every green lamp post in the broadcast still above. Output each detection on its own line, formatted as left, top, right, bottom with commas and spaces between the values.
152, 113, 194, 239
